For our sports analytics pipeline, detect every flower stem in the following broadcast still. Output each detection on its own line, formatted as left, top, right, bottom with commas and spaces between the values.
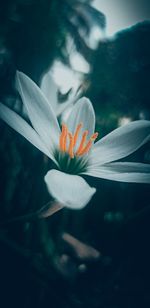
0, 201, 63, 227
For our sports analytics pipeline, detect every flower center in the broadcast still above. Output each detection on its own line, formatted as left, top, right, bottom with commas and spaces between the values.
59, 123, 98, 159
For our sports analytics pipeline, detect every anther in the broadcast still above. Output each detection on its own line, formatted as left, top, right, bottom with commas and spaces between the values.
73, 123, 82, 147
68, 132, 74, 158
91, 132, 99, 141
63, 128, 68, 152
79, 132, 98, 156
76, 130, 88, 156
59, 124, 68, 152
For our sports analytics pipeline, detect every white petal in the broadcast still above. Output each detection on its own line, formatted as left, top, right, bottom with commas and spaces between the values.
84, 162, 150, 183
91, 120, 150, 165
40, 71, 58, 111
44, 169, 96, 209
16, 71, 60, 151
0, 102, 50, 157
66, 97, 95, 138
41, 71, 73, 117
56, 100, 74, 118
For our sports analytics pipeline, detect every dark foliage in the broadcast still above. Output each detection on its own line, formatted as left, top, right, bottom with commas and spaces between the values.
0, 0, 105, 98
87, 21, 150, 133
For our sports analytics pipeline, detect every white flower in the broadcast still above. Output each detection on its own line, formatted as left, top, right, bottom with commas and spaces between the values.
0, 71, 150, 210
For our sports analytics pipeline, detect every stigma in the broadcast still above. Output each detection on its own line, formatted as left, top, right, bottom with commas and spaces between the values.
59, 123, 98, 159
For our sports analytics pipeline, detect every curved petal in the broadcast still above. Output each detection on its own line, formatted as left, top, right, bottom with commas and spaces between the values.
16, 71, 60, 152
90, 120, 150, 165
40, 71, 58, 111
44, 169, 96, 209
56, 100, 74, 118
84, 162, 150, 183
41, 71, 73, 117
0, 102, 50, 157
66, 97, 95, 142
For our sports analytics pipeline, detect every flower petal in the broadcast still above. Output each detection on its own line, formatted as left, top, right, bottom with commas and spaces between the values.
84, 162, 150, 183
56, 100, 74, 118
44, 169, 96, 209
66, 97, 95, 137
41, 71, 73, 117
40, 71, 58, 111
91, 120, 150, 165
16, 71, 60, 151
0, 102, 50, 157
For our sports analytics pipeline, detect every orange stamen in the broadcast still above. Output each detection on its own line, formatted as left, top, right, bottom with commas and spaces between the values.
78, 140, 92, 156
63, 128, 68, 152
76, 130, 88, 156
73, 123, 82, 147
91, 132, 99, 141
59, 123, 98, 158
68, 132, 74, 158
59, 124, 67, 152
79, 132, 99, 156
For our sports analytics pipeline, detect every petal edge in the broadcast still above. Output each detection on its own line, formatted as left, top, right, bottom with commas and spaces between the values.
84, 162, 150, 183
91, 120, 150, 165
44, 169, 96, 209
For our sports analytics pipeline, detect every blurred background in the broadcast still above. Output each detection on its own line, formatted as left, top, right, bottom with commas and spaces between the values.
0, 1, 150, 307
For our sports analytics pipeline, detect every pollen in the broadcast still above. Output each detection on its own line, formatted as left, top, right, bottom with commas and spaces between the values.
59, 123, 98, 159
76, 130, 88, 156
78, 132, 98, 156
68, 132, 74, 159
73, 123, 82, 146
59, 123, 68, 152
